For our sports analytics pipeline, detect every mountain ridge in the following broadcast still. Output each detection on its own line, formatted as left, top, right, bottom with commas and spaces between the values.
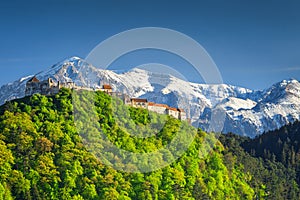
1, 56, 299, 138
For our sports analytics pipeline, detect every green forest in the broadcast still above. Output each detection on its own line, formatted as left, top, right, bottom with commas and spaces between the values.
0, 88, 299, 199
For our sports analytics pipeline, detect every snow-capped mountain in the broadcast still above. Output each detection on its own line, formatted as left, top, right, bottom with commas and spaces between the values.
1, 56, 300, 138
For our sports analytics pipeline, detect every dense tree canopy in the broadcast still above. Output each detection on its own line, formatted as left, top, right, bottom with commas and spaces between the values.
0, 88, 297, 199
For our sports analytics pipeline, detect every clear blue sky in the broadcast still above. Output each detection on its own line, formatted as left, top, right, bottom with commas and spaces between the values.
0, 0, 300, 90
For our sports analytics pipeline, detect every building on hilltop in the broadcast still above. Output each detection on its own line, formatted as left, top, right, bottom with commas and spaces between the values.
61, 81, 75, 89
25, 76, 60, 96
111, 92, 131, 105
24, 77, 188, 121
177, 108, 187, 120
148, 102, 168, 115
101, 84, 113, 93
25, 77, 79, 96
25, 76, 115, 97
166, 107, 179, 119
130, 98, 148, 109
148, 102, 187, 121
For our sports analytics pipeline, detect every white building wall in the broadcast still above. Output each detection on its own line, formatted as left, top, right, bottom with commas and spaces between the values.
131, 102, 148, 109
167, 109, 179, 119
179, 112, 187, 120
148, 105, 167, 114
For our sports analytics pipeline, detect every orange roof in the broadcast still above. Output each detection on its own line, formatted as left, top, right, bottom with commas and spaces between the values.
148, 102, 169, 107
168, 107, 178, 111
102, 84, 112, 89
177, 108, 185, 113
155, 103, 168, 108
148, 102, 155, 106
28, 76, 40, 83
131, 98, 148, 103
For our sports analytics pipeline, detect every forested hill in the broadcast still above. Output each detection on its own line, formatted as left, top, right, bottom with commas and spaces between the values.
242, 120, 300, 166
241, 120, 300, 184
0, 88, 297, 199
219, 121, 300, 199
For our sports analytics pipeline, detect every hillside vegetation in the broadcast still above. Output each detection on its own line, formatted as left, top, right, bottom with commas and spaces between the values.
0, 89, 257, 199
0, 89, 299, 200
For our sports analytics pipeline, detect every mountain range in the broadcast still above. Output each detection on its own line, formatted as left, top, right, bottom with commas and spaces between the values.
1, 56, 299, 138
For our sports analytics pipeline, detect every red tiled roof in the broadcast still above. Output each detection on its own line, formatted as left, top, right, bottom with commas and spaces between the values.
155, 103, 168, 108
177, 108, 185, 113
148, 102, 155, 106
148, 102, 168, 108
131, 98, 148, 103
28, 76, 40, 83
103, 84, 112, 89
168, 107, 178, 111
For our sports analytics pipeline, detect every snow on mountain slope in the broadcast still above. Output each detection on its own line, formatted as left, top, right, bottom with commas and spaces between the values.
0, 56, 299, 138
220, 97, 257, 111
218, 79, 300, 137
0, 75, 33, 105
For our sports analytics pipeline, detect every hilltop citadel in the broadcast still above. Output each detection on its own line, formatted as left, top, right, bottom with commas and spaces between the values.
25, 76, 187, 121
